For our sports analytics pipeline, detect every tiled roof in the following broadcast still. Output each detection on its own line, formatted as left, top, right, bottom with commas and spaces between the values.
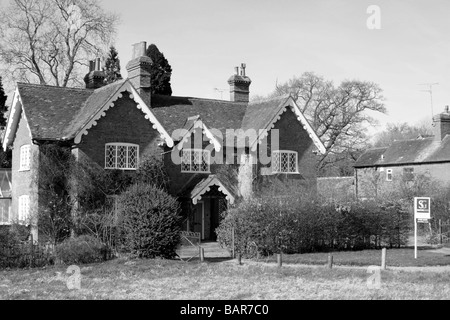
241, 95, 291, 131
354, 136, 450, 168
151, 95, 247, 136
18, 83, 94, 140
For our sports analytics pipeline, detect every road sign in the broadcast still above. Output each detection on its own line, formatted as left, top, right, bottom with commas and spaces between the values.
414, 197, 431, 220
414, 197, 431, 260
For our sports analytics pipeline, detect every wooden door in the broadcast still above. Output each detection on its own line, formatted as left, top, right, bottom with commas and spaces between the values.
194, 202, 204, 240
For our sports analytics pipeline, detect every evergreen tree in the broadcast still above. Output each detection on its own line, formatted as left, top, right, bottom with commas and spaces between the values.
146, 44, 173, 96
0, 76, 11, 168
0, 77, 7, 128
104, 46, 122, 84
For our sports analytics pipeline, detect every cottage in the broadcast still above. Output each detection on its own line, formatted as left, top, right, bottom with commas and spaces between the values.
2, 41, 326, 241
355, 106, 450, 199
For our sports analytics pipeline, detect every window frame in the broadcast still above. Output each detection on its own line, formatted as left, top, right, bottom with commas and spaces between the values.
272, 150, 299, 174
18, 195, 30, 224
19, 145, 31, 172
181, 149, 211, 173
386, 169, 393, 182
105, 143, 139, 171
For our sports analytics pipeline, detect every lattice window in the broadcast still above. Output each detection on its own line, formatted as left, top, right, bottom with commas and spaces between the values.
387, 169, 393, 182
20, 145, 31, 171
18, 195, 30, 223
181, 149, 210, 173
105, 144, 139, 170
272, 151, 298, 174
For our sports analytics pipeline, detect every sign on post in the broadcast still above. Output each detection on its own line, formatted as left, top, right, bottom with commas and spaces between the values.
414, 197, 431, 259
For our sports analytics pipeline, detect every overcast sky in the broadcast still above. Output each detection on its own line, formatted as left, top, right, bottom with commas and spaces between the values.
5, 0, 450, 131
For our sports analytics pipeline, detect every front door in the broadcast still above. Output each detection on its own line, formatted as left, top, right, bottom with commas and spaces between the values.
193, 202, 204, 240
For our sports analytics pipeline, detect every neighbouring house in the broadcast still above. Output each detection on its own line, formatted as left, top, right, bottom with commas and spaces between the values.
354, 106, 450, 199
1, 41, 326, 242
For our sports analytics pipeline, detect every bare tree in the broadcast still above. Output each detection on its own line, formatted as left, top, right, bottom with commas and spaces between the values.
272, 72, 386, 173
0, 0, 119, 88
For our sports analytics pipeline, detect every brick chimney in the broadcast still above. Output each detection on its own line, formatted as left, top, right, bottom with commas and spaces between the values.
126, 41, 153, 106
433, 106, 450, 141
228, 63, 252, 103
84, 58, 106, 89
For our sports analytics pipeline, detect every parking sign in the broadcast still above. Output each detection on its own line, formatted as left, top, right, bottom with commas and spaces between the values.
414, 197, 431, 220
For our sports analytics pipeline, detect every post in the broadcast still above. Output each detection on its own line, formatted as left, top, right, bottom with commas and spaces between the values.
231, 227, 235, 259
328, 254, 333, 269
415, 218, 418, 259
30, 234, 34, 268
200, 247, 205, 262
439, 219, 443, 245
381, 248, 387, 270
277, 253, 282, 268
237, 253, 242, 265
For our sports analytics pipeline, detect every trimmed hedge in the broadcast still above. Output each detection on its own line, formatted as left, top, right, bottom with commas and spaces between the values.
217, 198, 410, 257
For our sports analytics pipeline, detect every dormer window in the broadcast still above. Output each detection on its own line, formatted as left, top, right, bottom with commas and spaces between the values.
181, 149, 210, 173
272, 151, 299, 174
105, 143, 139, 170
19, 145, 31, 171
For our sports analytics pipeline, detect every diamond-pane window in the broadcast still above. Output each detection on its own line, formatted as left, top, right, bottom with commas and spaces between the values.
272, 151, 298, 174
181, 149, 210, 173
105, 144, 139, 170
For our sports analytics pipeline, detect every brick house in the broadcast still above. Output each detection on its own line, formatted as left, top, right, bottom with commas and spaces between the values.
2, 41, 325, 241
354, 106, 450, 199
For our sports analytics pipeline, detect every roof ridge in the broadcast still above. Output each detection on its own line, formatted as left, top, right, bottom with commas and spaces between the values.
152, 94, 247, 105
17, 82, 93, 92
248, 93, 291, 105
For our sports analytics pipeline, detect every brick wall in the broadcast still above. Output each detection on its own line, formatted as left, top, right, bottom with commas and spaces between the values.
11, 112, 39, 227
77, 92, 164, 169
256, 108, 319, 194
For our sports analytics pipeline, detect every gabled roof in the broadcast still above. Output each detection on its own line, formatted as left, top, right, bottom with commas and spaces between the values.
187, 175, 238, 205
3, 80, 325, 154
175, 115, 222, 152
3, 80, 174, 149
354, 136, 450, 168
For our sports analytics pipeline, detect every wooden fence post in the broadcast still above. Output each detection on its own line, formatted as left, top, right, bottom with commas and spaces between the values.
328, 254, 333, 269
30, 234, 34, 268
277, 253, 283, 268
381, 248, 387, 270
199, 247, 205, 262
237, 253, 242, 265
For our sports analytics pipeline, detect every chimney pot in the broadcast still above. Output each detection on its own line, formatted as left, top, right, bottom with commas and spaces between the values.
89, 60, 95, 72
228, 63, 251, 103
132, 41, 147, 59
96, 57, 101, 71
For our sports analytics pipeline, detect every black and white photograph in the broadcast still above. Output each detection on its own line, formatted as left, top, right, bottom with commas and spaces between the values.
0, 0, 449, 307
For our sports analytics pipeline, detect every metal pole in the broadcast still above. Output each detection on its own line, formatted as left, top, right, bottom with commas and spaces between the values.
415, 218, 418, 259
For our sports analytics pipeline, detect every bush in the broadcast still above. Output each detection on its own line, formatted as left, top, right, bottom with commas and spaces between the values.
119, 183, 181, 259
56, 235, 109, 265
217, 197, 411, 258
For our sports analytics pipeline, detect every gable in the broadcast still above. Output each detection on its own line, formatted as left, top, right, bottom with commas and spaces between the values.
74, 81, 173, 148
175, 116, 222, 152
242, 96, 326, 154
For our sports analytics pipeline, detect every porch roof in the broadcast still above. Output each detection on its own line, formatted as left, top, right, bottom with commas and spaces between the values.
183, 175, 238, 205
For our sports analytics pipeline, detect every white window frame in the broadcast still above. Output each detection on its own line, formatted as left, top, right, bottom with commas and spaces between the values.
272, 150, 299, 174
19, 145, 31, 172
18, 195, 30, 224
105, 143, 139, 171
181, 149, 211, 173
386, 169, 393, 182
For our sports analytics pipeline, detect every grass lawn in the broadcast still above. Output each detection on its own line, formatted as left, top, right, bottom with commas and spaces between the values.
1, 249, 450, 300
261, 247, 450, 267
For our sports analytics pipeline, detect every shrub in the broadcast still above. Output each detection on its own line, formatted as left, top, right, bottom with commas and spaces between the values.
217, 197, 411, 257
119, 183, 181, 259
56, 235, 109, 265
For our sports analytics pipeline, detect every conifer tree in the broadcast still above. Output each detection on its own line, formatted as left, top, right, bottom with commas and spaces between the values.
104, 46, 122, 84
146, 44, 173, 96
0, 77, 11, 168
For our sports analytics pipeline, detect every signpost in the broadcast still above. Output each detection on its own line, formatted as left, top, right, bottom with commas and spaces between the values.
414, 197, 431, 259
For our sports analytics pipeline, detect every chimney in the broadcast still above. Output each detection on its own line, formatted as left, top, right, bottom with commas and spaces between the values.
126, 41, 153, 106
84, 57, 106, 89
433, 106, 450, 141
228, 63, 252, 103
